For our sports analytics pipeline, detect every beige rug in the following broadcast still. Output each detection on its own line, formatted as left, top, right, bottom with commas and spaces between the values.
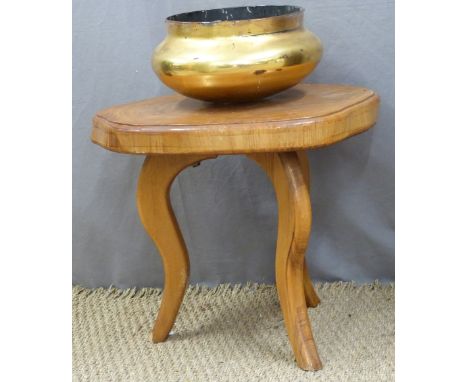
73, 282, 394, 381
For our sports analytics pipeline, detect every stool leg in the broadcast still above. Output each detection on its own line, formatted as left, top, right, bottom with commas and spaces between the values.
136, 154, 215, 343
248, 152, 322, 371
303, 263, 321, 308
297, 151, 321, 308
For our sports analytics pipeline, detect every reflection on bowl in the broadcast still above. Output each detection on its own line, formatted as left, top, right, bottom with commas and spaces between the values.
152, 5, 323, 102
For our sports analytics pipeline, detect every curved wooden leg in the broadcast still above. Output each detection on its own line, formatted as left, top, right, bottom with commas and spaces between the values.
248, 152, 322, 371
297, 151, 321, 308
303, 264, 321, 308
136, 154, 215, 343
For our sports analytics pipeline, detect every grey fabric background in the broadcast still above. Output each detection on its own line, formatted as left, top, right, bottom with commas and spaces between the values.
73, 0, 394, 288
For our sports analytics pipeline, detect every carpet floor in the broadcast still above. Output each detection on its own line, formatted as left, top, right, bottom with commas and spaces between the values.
73, 282, 394, 381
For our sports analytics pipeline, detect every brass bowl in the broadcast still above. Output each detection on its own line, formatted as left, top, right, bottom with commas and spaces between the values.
152, 5, 323, 102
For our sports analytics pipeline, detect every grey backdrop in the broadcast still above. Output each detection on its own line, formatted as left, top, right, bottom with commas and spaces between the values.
73, 0, 394, 288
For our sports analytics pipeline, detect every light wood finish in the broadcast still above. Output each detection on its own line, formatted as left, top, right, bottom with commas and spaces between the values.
137, 151, 321, 366
92, 83, 379, 155
92, 83, 379, 371
297, 150, 321, 308
136, 154, 216, 342
248, 152, 321, 370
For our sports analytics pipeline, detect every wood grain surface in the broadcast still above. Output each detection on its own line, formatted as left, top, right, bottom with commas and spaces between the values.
92, 84, 379, 154
135, 151, 323, 370
136, 154, 217, 343
92, 83, 380, 371
248, 151, 322, 370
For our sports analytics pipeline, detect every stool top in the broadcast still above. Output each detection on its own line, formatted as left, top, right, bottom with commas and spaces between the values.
92, 83, 379, 155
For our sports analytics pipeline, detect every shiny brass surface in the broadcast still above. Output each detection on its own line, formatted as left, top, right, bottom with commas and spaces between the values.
152, 6, 323, 102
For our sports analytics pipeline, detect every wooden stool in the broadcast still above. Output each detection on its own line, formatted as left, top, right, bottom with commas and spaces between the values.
91, 83, 380, 371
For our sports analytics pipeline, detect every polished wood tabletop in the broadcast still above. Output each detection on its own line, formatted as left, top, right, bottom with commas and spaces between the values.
92, 83, 379, 155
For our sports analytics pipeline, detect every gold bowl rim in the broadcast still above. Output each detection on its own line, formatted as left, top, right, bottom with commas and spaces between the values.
165, 5, 305, 37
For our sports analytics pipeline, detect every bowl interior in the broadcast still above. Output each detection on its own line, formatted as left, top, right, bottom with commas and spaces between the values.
167, 5, 302, 23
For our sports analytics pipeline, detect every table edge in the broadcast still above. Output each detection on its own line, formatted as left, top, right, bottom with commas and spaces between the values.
91, 91, 380, 155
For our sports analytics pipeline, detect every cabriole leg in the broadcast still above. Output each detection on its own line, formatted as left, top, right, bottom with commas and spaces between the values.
248, 151, 322, 371
136, 154, 215, 342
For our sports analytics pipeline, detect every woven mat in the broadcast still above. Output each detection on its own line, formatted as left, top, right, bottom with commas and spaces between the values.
73, 283, 394, 382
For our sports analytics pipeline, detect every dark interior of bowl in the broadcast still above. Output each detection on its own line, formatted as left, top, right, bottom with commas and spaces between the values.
167, 5, 302, 23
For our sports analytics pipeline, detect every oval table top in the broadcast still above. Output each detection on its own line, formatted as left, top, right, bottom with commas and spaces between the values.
91, 83, 379, 155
